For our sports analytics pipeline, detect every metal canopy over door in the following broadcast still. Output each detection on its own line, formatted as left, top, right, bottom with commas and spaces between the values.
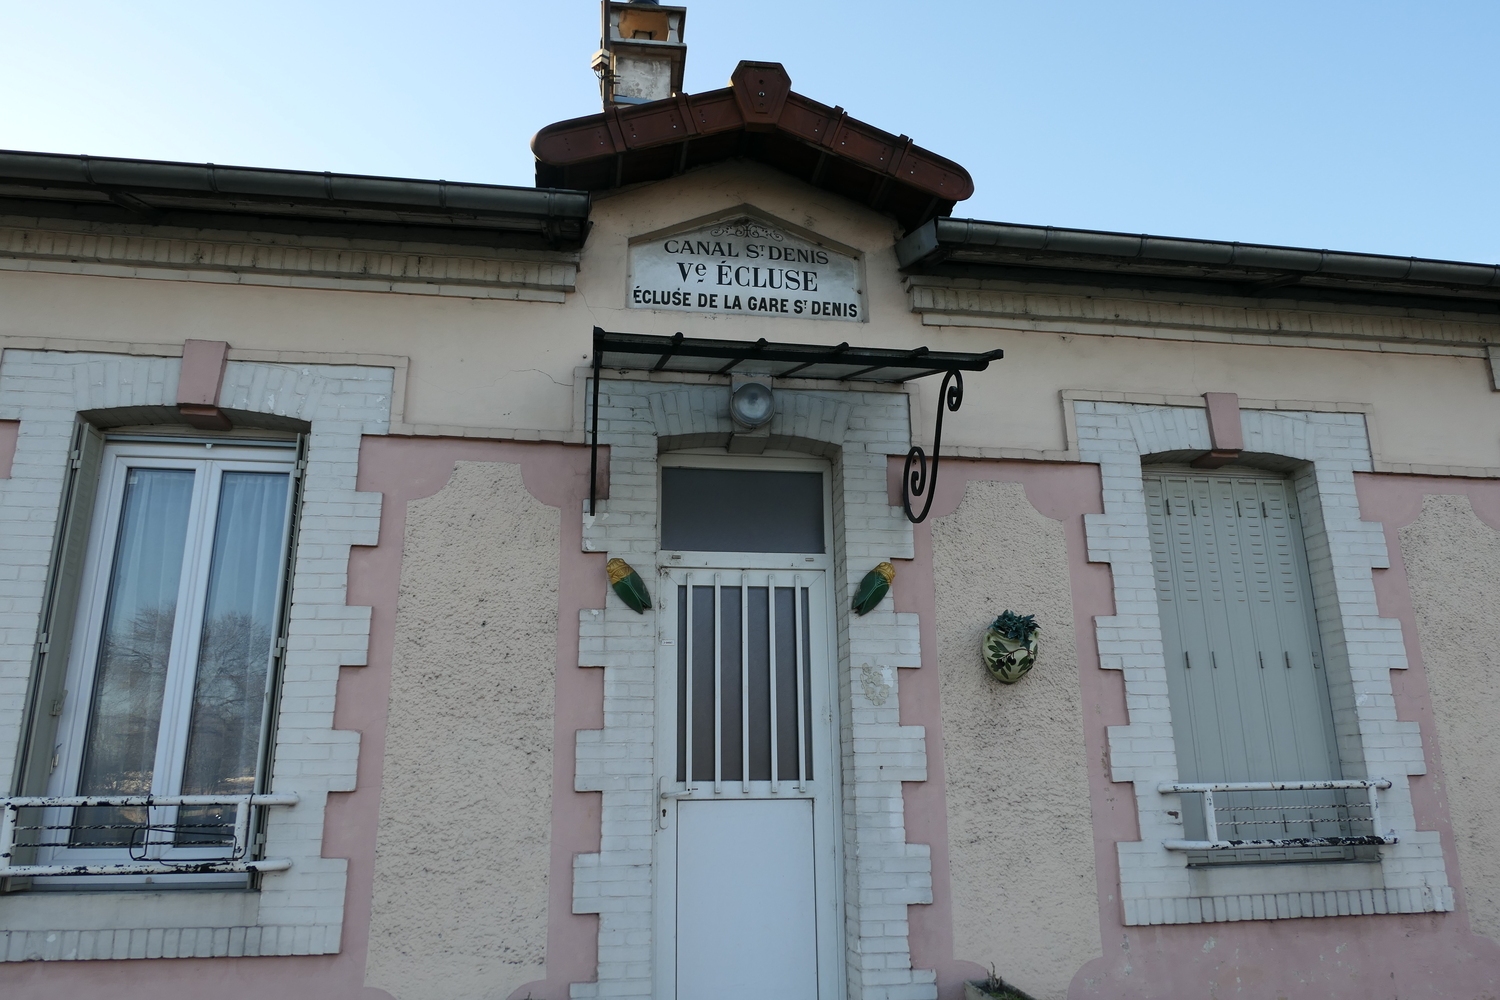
1144, 470, 1354, 862
655, 459, 841, 1000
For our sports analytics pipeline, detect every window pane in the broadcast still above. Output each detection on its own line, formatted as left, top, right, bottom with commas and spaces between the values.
661, 468, 824, 553
178, 471, 290, 845
74, 468, 195, 847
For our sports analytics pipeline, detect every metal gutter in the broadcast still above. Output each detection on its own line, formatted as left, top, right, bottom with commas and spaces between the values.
898, 218, 1500, 300
0, 150, 589, 218
0, 149, 592, 250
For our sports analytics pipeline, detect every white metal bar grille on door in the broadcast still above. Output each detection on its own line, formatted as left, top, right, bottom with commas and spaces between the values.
677, 573, 814, 792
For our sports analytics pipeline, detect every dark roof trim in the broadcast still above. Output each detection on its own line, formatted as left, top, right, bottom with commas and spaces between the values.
533, 62, 972, 232
0, 149, 593, 251
594, 328, 1002, 383
899, 218, 1500, 309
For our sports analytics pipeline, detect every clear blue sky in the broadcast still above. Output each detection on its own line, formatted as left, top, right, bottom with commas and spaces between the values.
3, 1, 1496, 263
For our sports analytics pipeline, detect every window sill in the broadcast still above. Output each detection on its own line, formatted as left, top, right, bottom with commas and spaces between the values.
1186, 858, 1383, 899
2, 887, 258, 932
1123, 881, 1455, 926
0, 886, 337, 960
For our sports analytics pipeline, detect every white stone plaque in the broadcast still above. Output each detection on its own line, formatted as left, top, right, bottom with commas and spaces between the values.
629, 217, 863, 321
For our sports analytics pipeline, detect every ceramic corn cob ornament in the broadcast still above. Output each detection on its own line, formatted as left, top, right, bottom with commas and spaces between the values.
607, 557, 652, 613
851, 561, 896, 616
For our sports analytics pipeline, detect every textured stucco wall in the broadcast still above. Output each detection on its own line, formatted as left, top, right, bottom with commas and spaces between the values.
1399, 494, 1500, 944
367, 461, 560, 1000
931, 479, 1101, 1000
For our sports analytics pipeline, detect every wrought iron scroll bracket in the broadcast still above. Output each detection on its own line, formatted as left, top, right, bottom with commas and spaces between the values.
902, 369, 962, 524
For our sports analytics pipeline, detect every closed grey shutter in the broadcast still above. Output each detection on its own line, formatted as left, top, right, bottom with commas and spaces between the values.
1147, 470, 1347, 859
13, 421, 105, 797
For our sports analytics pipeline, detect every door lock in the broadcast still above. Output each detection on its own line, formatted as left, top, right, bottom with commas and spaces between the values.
658, 776, 693, 829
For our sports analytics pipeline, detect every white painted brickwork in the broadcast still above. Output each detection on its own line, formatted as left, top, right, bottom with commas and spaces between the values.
1076, 399, 1453, 926
574, 377, 935, 1000
0, 350, 391, 960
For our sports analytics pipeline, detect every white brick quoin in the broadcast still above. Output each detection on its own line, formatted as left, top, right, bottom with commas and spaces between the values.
1076, 399, 1453, 927
575, 375, 937, 1000
0, 350, 391, 961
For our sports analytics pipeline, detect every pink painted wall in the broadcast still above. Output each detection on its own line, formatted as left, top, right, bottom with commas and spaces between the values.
896, 458, 1500, 1000
0, 419, 17, 478
893, 458, 1120, 998
344, 437, 605, 1000
5, 436, 604, 1000
13, 441, 1499, 1000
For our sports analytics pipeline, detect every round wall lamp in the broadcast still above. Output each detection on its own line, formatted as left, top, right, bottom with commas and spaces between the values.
730, 381, 774, 427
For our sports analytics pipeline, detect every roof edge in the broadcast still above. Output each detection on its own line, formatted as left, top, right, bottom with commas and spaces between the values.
0, 149, 593, 251
898, 218, 1500, 305
0, 149, 590, 218
531, 61, 972, 231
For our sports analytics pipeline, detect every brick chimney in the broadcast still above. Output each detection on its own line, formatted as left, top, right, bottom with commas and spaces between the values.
592, 0, 687, 108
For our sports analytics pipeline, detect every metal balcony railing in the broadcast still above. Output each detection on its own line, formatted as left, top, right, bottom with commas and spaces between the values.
1158, 779, 1396, 852
0, 793, 297, 877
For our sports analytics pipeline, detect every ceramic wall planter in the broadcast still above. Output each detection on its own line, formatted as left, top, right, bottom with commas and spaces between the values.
965, 979, 1035, 1000
981, 611, 1040, 684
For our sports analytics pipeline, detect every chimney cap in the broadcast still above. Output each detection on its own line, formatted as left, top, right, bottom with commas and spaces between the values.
596, 0, 687, 108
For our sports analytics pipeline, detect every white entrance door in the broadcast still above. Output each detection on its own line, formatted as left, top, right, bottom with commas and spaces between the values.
655, 566, 841, 1000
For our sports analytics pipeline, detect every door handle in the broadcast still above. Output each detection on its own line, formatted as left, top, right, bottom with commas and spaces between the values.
659, 776, 694, 800
658, 777, 694, 830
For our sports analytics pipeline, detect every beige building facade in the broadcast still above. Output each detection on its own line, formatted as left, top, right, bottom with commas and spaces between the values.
2, 8, 1500, 999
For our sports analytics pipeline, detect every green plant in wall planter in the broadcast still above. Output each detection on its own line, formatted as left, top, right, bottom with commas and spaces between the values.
982, 611, 1040, 684
964, 966, 1039, 1000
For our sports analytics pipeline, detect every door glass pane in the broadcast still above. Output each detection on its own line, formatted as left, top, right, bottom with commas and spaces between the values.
677, 581, 811, 784
718, 588, 744, 781
73, 467, 195, 847
661, 469, 824, 552
683, 584, 718, 783
178, 471, 290, 846
772, 586, 801, 782
745, 587, 771, 781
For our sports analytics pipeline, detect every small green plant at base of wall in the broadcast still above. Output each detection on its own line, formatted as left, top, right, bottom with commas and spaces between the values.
965, 966, 1039, 1000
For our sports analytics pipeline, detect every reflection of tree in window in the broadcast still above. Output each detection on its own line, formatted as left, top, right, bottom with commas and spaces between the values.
96, 605, 179, 790
70, 468, 290, 851
178, 472, 289, 846
73, 468, 193, 847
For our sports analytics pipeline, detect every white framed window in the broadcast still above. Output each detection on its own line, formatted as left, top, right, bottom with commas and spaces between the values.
1144, 466, 1382, 864
657, 451, 835, 571
36, 439, 297, 887
1075, 399, 1451, 926
0, 352, 389, 958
